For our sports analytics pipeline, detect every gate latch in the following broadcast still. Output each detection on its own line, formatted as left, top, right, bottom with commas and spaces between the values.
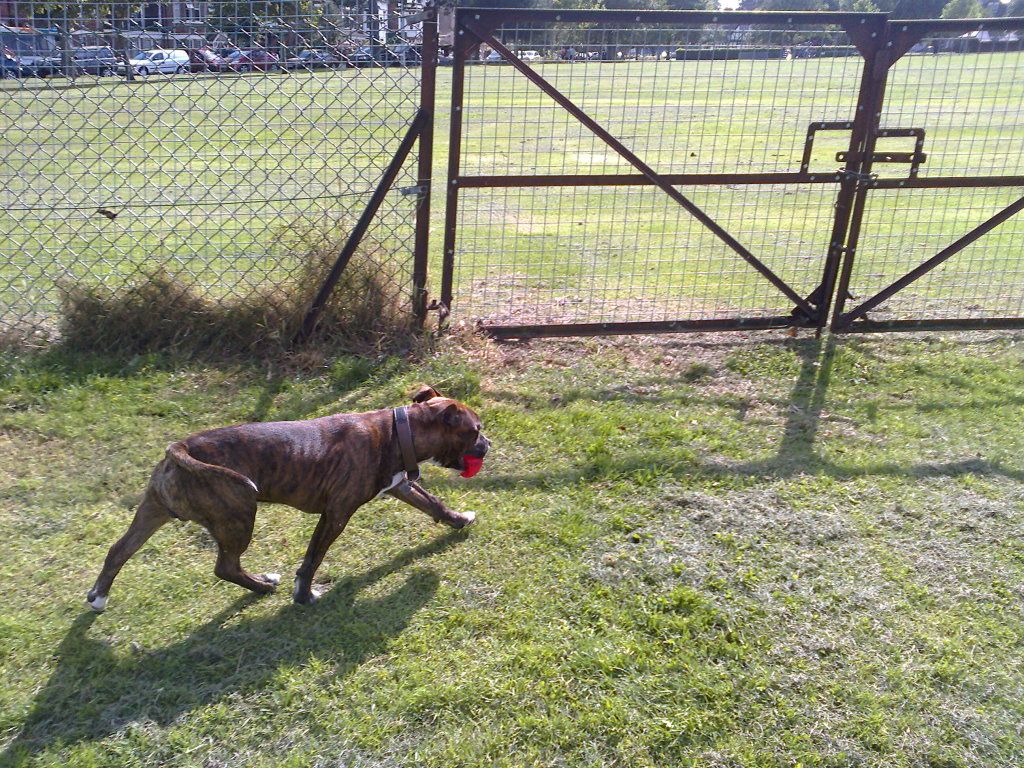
836, 128, 927, 178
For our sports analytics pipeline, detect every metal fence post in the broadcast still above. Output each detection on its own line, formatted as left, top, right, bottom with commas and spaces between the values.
412, 0, 438, 325
439, 7, 470, 319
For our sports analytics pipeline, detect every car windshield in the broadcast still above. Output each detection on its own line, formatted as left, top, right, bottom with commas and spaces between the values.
132, 52, 152, 60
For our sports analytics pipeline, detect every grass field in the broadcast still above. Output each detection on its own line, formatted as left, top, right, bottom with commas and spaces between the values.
0, 332, 1023, 766
1, 45, 1024, 767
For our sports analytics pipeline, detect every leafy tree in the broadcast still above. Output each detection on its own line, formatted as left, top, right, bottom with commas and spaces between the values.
891, 0, 948, 17
940, 0, 986, 17
1008, 0, 1024, 15
742, 0, 827, 10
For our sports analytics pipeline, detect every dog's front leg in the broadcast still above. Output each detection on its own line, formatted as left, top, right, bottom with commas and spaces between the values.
388, 481, 476, 529
293, 508, 353, 604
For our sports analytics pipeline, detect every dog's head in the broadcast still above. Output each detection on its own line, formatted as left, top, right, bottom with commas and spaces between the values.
411, 385, 490, 476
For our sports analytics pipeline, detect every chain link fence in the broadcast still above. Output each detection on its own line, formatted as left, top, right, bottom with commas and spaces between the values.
1, 0, 430, 357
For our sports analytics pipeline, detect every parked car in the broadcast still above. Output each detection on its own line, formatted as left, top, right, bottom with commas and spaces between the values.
1, 47, 23, 78
123, 48, 189, 76
284, 49, 342, 70
349, 45, 398, 67
24, 53, 60, 77
227, 48, 280, 72
70, 46, 118, 76
484, 50, 504, 64
0, 25, 58, 77
393, 44, 421, 66
519, 49, 541, 62
186, 47, 227, 72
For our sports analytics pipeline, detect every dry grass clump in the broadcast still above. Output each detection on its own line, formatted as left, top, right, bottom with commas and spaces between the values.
57, 225, 416, 361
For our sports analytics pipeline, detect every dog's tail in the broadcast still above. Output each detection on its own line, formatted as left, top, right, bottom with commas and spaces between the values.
165, 441, 259, 494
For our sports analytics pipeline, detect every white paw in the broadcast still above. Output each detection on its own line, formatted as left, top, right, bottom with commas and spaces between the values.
88, 594, 107, 613
262, 572, 281, 586
293, 578, 322, 605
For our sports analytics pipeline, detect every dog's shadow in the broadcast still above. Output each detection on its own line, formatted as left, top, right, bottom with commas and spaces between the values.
3, 533, 465, 764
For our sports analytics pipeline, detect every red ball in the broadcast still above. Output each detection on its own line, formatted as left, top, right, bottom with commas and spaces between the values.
461, 455, 483, 478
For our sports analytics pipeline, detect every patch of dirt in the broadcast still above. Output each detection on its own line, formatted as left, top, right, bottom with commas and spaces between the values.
441, 323, 801, 374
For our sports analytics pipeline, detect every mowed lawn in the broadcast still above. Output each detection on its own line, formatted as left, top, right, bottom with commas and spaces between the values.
2, 51, 1023, 332
0, 333, 1023, 766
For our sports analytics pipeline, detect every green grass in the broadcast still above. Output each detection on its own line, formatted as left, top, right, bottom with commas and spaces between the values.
0, 332, 1023, 766
1, 48, 1024, 766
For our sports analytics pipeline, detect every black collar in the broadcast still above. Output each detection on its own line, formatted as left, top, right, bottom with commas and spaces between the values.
393, 406, 421, 483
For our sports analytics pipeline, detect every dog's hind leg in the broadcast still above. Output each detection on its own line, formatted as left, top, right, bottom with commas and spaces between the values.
209, 504, 280, 595
87, 496, 172, 612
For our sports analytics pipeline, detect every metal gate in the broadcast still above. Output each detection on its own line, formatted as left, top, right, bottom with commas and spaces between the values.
830, 16, 1024, 333
440, 9, 1024, 338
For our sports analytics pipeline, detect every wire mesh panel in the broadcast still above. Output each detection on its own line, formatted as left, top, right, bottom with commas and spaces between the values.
846, 187, 1024, 324
833, 17, 1024, 331
443, 9, 879, 337
457, 184, 842, 327
0, 0, 430, 354
880, 25, 1024, 179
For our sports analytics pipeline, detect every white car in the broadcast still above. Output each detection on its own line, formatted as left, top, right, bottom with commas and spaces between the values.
126, 49, 189, 76
520, 50, 542, 62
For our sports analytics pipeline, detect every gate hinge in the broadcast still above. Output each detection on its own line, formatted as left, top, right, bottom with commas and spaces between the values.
400, 184, 429, 197
426, 299, 450, 319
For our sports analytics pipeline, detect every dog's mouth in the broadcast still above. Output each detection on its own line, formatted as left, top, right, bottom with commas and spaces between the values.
445, 449, 486, 478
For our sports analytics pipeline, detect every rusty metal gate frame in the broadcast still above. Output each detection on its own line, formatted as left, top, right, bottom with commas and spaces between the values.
830, 16, 1024, 333
440, 8, 891, 339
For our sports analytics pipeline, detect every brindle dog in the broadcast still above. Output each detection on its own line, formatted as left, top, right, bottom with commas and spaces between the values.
86, 386, 489, 611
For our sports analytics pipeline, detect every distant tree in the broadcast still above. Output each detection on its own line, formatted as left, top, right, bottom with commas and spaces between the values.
1008, 0, 1024, 15
738, 0, 958, 11
664, 0, 717, 9
737, 0, 826, 10
940, 0, 986, 17
891, 0, 948, 17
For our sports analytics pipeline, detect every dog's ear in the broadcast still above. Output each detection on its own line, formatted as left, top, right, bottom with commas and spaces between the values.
440, 402, 460, 428
411, 384, 442, 403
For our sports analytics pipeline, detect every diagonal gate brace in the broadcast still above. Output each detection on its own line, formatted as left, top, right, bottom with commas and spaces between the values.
464, 21, 816, 321
837, 194, 1024, 328
294, 109, 428, 345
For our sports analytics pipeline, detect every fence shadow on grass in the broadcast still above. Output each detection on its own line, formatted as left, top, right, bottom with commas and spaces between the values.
452, 336, 1024, 491
2, 531, 467, 765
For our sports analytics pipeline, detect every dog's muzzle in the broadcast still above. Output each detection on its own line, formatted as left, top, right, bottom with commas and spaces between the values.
461, 435, 490, 478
